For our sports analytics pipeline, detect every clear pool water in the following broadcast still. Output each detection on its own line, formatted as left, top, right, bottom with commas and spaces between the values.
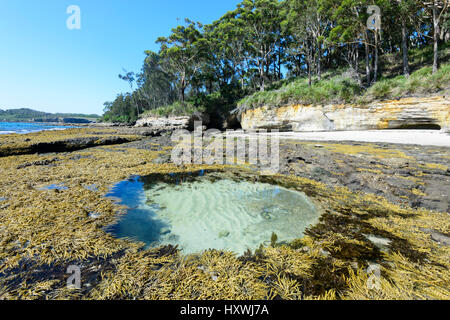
106, 171, 319, 255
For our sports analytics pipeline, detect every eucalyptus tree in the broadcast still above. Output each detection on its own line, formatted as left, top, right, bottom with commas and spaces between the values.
203, 18, 240, 91
389, 0, 417, 77
157, 19, 207, 102
283, 0, 330, 84
118, 70, 140, 116
282, 0, 314, 85
138, 50, 177, 110
402, 0, 420, 76
236, 0, 282, 91
442, 10, 450, 42
423, 1, 449, 73
207, 10, 252, 89
326, 0, 382, 85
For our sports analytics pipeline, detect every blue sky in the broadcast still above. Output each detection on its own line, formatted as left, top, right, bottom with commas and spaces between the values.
0, 0, 241, 115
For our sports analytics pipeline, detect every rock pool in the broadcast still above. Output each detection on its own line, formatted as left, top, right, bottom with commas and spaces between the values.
106, 171, 319, 255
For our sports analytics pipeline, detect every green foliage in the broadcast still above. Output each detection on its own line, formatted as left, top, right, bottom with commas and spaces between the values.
103, 0, 449, 123
101, 93, 138, 124
362, 63, 450, 103
141, 101, 202, 117
156, 19, 206, 102
239, 62, 449, 110
239, 73, 362, 110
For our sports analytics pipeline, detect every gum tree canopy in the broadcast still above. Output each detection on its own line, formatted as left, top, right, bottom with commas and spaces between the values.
102, 0, 449, 124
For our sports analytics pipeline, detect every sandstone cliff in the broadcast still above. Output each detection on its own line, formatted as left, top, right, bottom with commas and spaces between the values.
240, 96, 450, 133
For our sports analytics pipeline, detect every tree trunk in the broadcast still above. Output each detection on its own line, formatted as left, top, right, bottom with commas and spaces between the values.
278, 46, 282, 80
317, 44, 322, 81
432, 4, 440, 74
354, 44, 361, 86
364, 40, 371, 86
297, 54, 302, 77
179, 75, 186, 102
348, 44, 362, 87
307, 60, 312, 86
373, 31, 379, 83
136, 94, 140, 117
260, 69, 265, 92
180, 83, 185, 102
130, 86, 139, 117
259, 56, 265, 92
402, 20, 410, 77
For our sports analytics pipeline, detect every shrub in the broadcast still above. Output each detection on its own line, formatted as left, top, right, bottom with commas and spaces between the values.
238, 74, 362, 111
141, 101, 203, 117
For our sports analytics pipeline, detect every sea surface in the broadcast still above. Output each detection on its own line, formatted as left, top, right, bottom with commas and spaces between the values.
0, 122, 74, 134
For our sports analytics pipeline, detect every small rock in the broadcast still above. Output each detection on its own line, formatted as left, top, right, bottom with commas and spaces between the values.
153, 155, 170, 164
365, 234, 391, 251
420, 228, 450, 246
430, 232, 450, 246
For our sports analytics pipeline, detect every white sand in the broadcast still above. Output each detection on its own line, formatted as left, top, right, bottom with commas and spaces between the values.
231, 130, 450, 147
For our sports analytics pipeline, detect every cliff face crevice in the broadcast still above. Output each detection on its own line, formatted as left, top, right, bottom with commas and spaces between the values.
240, 96, 450, 133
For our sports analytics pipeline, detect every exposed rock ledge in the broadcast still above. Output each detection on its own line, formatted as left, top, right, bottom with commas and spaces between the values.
135, 113, 210, 131
135, 116, 190, 129
240, 96, 450, 133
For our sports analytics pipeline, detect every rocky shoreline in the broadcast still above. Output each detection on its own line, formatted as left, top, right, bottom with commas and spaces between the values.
0, 127, 448, 299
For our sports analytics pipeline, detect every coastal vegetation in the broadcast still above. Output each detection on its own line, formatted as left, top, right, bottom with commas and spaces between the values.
101, 0, 449, 124
238, 60, 450, 111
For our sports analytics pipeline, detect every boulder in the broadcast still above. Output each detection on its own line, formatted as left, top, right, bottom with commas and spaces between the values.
135, 112, 210, 131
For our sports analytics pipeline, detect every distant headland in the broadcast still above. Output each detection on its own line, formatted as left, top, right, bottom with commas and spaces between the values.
0, 108, 100, 124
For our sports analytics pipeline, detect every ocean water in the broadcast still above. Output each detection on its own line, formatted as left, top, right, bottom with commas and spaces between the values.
107, 172, 319, 255
0, 122, 72, 134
